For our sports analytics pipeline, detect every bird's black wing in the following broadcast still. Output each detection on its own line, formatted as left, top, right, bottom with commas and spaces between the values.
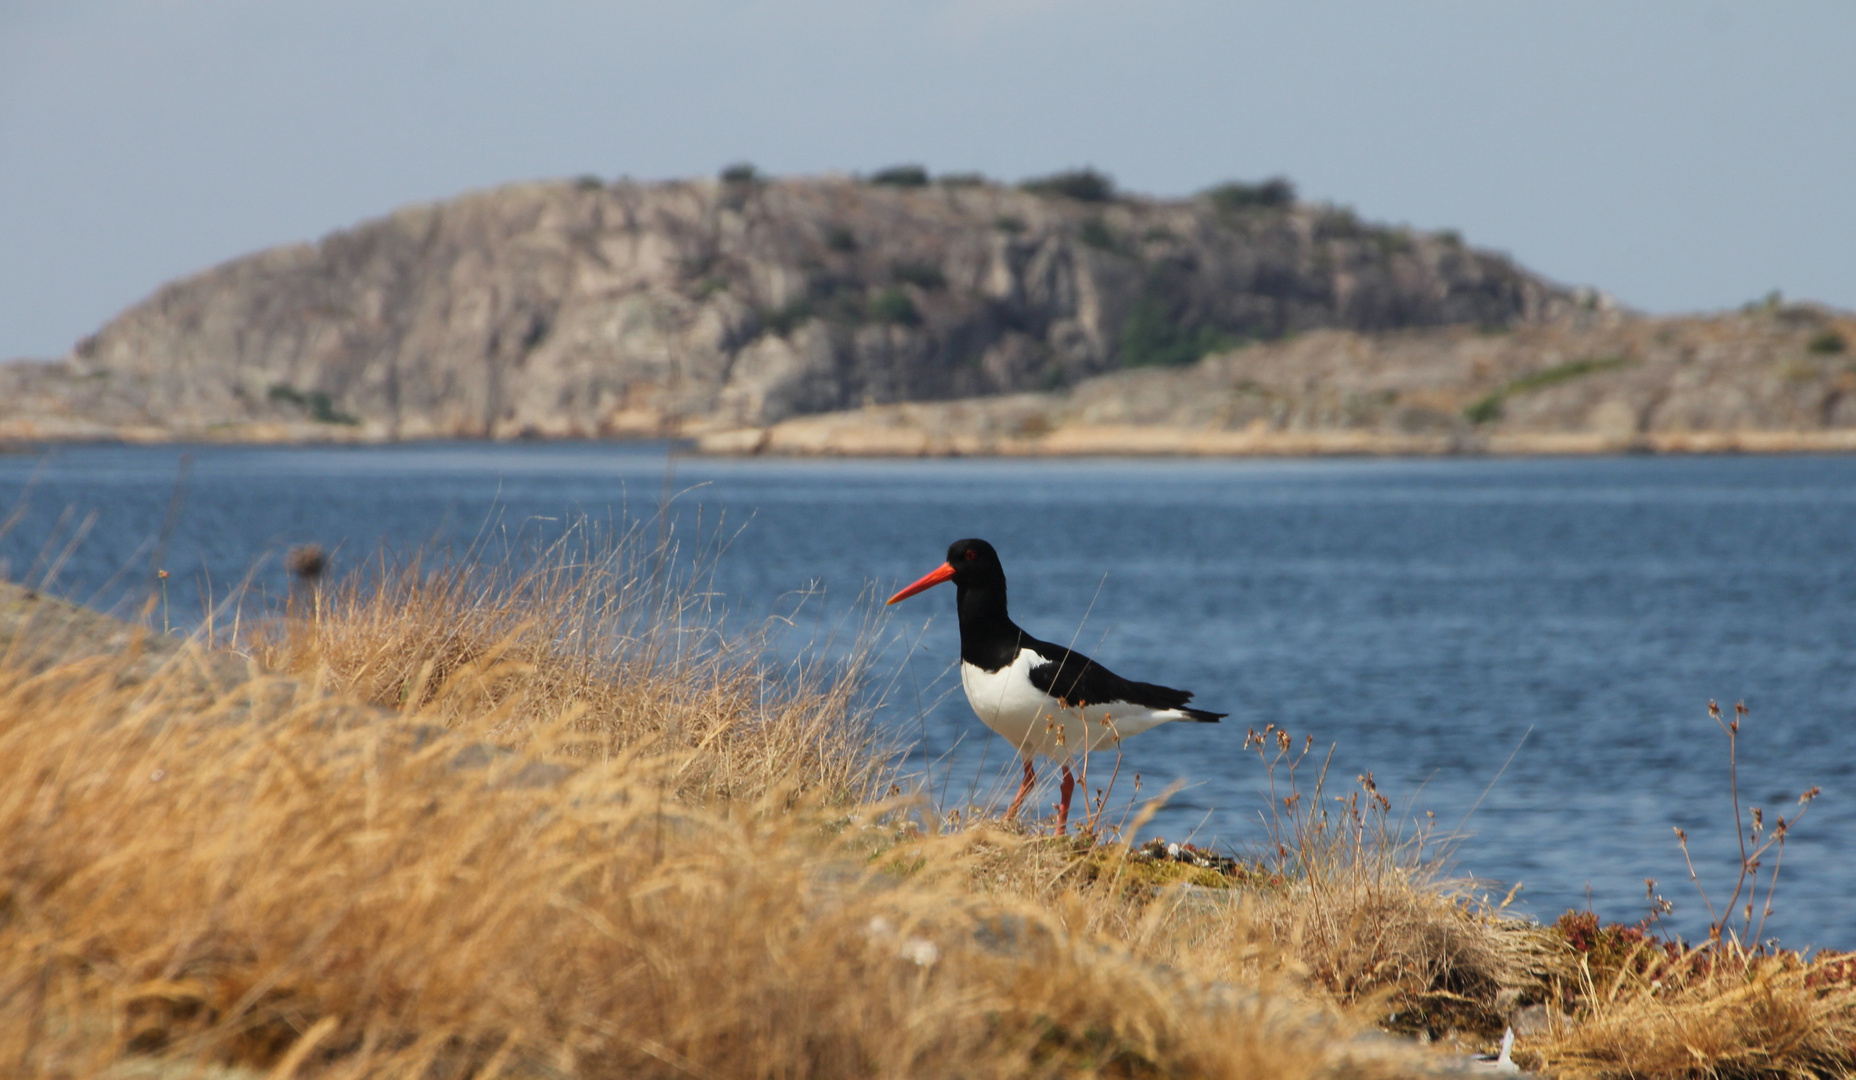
1021, 636, 1224, 722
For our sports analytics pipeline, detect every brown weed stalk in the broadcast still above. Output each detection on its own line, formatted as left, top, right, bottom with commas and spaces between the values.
1673, 700, 1820, 947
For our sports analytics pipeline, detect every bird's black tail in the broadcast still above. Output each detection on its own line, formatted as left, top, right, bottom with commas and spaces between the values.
1179, 707, 1224, 723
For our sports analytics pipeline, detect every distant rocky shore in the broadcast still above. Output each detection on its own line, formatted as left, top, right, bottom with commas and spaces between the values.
695, 306, 1856, 457
3, 169, 1850, 455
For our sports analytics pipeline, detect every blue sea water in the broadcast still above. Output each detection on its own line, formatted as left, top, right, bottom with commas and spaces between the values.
3, 442, 1853, 947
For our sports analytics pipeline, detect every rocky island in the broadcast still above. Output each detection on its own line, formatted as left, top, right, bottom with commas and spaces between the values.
3, 167, 1850, 454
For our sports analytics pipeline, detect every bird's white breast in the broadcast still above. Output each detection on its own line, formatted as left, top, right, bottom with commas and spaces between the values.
959, 648, 1186, 762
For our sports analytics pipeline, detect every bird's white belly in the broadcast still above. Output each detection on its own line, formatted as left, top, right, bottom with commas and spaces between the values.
960, 649, 1180, 762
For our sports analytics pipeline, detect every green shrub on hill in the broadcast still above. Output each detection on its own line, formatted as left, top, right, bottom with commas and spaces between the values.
869, 164, 930, 187
1203, 177, 1295, 212
1807, 328, 1847, 355
1118, 294, 1233, 368
1020, 168, 1116, 202
867, 287, 921, 326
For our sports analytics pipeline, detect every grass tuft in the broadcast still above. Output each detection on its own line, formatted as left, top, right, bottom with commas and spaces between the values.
249, 522, 886, 806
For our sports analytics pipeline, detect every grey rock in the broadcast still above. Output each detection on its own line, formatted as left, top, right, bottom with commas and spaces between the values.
1509, 1003, 1559, 1038
5, 177, 1577, 442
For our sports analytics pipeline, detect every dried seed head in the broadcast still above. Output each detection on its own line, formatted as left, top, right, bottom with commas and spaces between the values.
286, 543, 328, 581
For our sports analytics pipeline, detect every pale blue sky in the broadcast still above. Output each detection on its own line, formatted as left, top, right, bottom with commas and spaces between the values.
3, 1, 1852, 360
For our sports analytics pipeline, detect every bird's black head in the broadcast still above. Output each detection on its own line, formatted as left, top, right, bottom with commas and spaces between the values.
944, 538, 1005, 590
886, 537, 1008, 606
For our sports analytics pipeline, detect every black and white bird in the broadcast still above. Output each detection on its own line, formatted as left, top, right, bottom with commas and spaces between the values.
887, 538, 1223, 831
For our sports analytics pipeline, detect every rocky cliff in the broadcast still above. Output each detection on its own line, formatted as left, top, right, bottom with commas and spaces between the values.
3, 172, 1583, 442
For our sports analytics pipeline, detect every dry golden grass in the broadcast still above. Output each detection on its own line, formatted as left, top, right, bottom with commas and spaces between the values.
7, 536, 1853, 1080
897, 738, 1569, 1051
1523, 927, 1856, 1080
922, 730, 1856, 1080
247, 526, 884, 807
1236, 773, 1566, 1043
0, 639, 1444, 1080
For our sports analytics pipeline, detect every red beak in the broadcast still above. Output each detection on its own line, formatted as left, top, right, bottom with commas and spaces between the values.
886, 562, 956, 605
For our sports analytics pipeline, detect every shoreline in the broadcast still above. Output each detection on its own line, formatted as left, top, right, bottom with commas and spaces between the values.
12, 424, 1856, 458
692, 420, 1856, 458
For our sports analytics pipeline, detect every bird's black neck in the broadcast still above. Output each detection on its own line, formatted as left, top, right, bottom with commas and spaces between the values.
955, 579, 1024, 671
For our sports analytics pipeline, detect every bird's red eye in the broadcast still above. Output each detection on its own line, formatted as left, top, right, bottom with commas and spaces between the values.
964, 550, 977, 560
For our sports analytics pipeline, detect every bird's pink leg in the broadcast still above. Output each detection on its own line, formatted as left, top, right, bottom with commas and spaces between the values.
1005, 757, 1035, 821
1056, 764, 1076, 834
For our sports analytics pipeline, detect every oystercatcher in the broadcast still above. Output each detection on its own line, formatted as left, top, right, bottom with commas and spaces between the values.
887, 538, 1223, 832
